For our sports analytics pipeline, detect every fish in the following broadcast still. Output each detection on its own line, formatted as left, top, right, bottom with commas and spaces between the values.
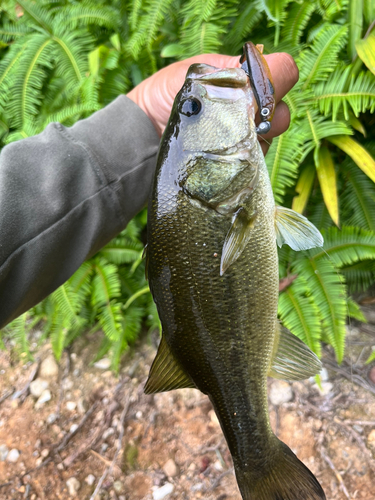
144, 44, 326, 500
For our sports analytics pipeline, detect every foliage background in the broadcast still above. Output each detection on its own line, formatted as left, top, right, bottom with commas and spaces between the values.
0, 0, 375, 369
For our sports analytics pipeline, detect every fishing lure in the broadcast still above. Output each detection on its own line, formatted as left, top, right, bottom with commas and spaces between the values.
240, 41, 275, 135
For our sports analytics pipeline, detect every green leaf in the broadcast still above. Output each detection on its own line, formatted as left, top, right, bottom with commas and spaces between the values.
161, 43, 184, 58
347, 0, 363, 61
328, 135, 375, 183
292, 164, 316, 214
356, 31, 375, 75
314, 145, 339, 226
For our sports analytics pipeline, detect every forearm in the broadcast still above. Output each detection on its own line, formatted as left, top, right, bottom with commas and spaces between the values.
0, 95, 159, 328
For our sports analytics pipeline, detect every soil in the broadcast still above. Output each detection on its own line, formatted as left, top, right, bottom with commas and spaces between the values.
0, 309, 375, 500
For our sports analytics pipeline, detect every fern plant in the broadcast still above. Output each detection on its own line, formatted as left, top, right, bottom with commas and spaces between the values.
1, 0, 375, 367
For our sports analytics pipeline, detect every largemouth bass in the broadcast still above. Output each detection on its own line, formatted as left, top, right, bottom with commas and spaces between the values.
145, 49, 326, 500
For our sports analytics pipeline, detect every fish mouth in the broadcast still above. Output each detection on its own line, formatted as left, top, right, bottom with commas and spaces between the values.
187, 64, 248, 88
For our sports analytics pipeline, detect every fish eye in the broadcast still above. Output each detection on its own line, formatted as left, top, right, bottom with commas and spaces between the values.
180, 98, 202, 117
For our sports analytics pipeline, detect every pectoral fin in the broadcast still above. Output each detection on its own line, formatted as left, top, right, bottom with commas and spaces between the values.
144, 335, 195, 394
220, 208, 257, 275
275, 206, 324, 251
269, 324, 322, 380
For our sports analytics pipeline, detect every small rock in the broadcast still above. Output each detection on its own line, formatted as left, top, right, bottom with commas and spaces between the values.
214, 460, 223, 471
63, 378, 74, 390
85, 474, 96, 486
135, 410, 143, 419
353, 424, 364, 434
46, 413, 57, 424
7, 449, 20, 463
77, 398, 87, 414
320, 367, 329, 382
269, 380, 293, 405
57, 463, 64, 470
30, 379, 49, 398
313, 382, 333, 396
163, 458, 179, 478
36, 390, 51, 406
66, 477, 81, 496
367, 429, 375, 447
34, 439, 41, 449
102, 428, 115, 440
70, 424, 79, 434
41, 449, 49, 458
35, 457, 43, 466
0, 444, 9, 461
93, 358, 111, 370
153, 482, 174, 500
66, 401, 76, 411
113, 480, 123, 493
39, 355, 59, 380
100, 443, 109, 454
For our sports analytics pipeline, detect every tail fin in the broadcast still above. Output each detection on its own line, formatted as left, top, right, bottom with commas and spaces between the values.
234, 440, 326, 500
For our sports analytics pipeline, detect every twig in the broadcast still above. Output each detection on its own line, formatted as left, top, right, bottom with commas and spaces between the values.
323, 359, 375, 395
279, 274, 298, 292
344, 420, 375, 426
210, 468, 234, 491
0, 388, 15, 405
56, 401, 98, 453
89, 393, 131, 500
319, 446, 350, 499
13, 360, 40, 403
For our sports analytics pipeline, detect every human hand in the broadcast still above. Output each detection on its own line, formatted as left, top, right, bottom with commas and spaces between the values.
127, 52, 299, 155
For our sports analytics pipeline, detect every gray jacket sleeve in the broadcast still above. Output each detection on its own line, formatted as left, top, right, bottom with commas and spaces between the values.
0, 95, 160, 329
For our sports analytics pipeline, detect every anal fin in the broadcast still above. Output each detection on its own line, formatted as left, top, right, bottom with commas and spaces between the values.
275, 206, 324, 251
144, 335, 196, 394
269, 324, 322, 380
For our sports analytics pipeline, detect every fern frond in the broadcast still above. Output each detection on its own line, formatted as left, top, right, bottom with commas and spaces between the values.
0, 23, 32, 42
282, 1, 316, 46
126, 0, 174, 59
5, 33, 53, 131
293, 256, 346, 362
278, 276, 322, 355
318, 0, 348, 20
341, 161, 375, 230
224, 3, 262, 53
266, 124, 306, 204
111, 305, 143, 371
99, 238, 143, 265
16, 0, 53, 34
315, 69, 375, 119
312, 226, 375, 268
58, 4, 119, 30
40, 103, 100, 128
92, 259, 121, 307
298, 23, 348, 89
299, 109, 352, 157
97, 300, 123, 341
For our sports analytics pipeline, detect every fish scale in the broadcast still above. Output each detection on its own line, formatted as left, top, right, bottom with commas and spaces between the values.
145, 60, 326, 500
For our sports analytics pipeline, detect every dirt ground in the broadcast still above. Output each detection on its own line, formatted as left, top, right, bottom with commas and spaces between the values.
0, 308, 375, 500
